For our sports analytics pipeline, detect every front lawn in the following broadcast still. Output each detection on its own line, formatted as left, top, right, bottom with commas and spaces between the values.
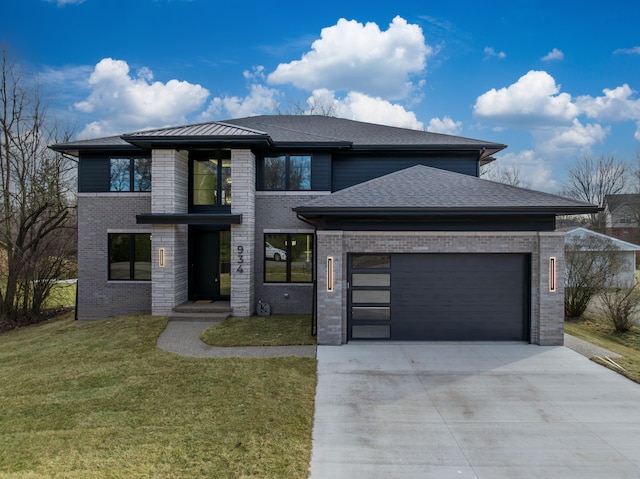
565, 313, 640, 384
0, 314, 316, 478
201, 315, 316, 347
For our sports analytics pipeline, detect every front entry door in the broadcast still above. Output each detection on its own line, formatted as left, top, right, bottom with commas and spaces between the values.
189, 228, 230, 301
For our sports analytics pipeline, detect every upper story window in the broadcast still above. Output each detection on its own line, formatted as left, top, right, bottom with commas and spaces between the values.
190, 150, 231, 211
110, 158, 152, 192
262, 155, 311, 190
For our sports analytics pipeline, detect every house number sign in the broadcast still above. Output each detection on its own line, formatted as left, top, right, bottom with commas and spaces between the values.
237, 245, 244, 273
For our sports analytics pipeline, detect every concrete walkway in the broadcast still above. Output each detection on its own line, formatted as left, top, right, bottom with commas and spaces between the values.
309, 343, 640, 479
157, 319, 316, 358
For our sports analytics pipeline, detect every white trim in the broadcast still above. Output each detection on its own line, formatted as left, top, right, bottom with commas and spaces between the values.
107, 228, 152, 233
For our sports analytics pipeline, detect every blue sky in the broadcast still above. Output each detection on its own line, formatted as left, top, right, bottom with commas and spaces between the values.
5, 0, 640, 192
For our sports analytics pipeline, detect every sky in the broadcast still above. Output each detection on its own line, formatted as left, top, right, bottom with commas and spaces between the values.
4, 0, 640, 193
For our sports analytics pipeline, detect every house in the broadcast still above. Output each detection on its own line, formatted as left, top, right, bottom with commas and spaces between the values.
564, 227, 640, 288
51, 115, 597, 346
603, 194, 640, 244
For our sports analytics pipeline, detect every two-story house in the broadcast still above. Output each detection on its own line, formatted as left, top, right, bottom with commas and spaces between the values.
604, 194, 640, 244
51, 115, 597, 345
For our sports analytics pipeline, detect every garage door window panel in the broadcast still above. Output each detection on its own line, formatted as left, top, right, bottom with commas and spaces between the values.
349, 254, 392, 340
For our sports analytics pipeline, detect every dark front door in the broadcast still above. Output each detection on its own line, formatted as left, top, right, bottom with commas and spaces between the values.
190, 228, 230, 301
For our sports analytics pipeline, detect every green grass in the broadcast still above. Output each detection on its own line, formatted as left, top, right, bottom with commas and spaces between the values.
45, 281, 77, 308
0, 313, 316, 478
565, 313, 640, 383
200, 315, 317, 347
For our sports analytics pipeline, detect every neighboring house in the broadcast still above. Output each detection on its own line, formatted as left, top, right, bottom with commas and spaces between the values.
564, 227, 640, 288
603, 194, 640, 244
51, 115, 597, 346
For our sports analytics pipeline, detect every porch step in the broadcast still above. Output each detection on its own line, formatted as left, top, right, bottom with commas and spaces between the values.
169, 301, 233, 321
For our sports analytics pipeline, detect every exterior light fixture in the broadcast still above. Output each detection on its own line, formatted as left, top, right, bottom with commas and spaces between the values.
549, 257, 557, 293
159, 248, 166, 268
326, 256, 334, 292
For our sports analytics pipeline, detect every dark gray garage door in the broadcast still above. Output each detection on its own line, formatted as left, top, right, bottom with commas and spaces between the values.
348, 253, 529, 341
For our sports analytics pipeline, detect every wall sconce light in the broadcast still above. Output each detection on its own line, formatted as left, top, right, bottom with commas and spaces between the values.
549, 256, 557, 293
326, 256, 334, 292
158, 248, 166, 268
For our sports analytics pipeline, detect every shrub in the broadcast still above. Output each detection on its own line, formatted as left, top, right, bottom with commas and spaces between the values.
599, 285, 640, 332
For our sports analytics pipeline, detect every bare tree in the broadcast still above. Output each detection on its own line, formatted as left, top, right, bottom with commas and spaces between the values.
562, 154, 628, 232
481, 163, 531, 188
0, 46, 76, 328
564, 233, 622, 319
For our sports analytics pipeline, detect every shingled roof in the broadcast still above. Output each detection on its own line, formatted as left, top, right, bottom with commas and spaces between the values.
50, 115, 505, 159
294, 165, 599, 216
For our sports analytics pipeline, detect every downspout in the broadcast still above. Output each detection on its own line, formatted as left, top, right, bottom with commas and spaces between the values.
296, 213, 318, 337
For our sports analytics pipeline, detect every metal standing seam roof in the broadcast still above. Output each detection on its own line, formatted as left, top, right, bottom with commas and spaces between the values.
294, 165, 599, 214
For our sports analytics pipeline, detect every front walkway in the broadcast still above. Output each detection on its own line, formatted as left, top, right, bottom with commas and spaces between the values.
157, 319, 316, 358
309, 342, 640, 479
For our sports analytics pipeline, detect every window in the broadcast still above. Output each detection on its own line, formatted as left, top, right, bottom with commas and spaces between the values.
262, 155, 311, 190
264, 233, 313, 283
191, 151, 231, 210
109, 158, 151, 192
108, 233, 152, 280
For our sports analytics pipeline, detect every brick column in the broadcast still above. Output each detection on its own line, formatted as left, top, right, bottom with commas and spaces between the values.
230, 149, 256, 316
151, 149, 189, 315
536, 232, 566, 345
316, 231, 345, 344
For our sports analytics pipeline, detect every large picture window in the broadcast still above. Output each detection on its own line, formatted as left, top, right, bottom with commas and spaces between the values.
109, 158, 151, 192
262, 155, 311, 190
190, 151, 232, 211
108, 233, 152, 280
264, 233, 313, 283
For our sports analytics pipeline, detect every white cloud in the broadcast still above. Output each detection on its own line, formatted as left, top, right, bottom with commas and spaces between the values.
306, 89, 424, 130
576, 84, 640, 122
268, 16, 432, 100
74, 58, 209, 138
483, 47, 506, 60
614, 46, 640, 55
541, 48, 564, 62
486, 150, 558, 192
200, 83, 280, 120
474, 70, 578, 127
427, 116, 462, 135
542, 119, 609, 151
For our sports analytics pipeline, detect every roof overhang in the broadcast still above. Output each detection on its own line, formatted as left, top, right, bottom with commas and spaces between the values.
293, 206, 601, 219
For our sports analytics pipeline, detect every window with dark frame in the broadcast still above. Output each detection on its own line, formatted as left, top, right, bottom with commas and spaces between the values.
264, 233, 313, 283
108, 233, 152, 281
109, 158, 151, 192
262, 155, 311, 190
190, 151, 232, 211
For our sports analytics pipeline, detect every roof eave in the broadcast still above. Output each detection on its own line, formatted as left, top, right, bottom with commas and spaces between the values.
294, 206, 600, 217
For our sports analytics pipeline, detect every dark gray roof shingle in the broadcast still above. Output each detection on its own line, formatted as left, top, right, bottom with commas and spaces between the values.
295, 165, 598, 214
50, 115, 505, 158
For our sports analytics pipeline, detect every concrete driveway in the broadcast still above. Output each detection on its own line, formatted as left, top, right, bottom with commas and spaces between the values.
309, 343, 640, 479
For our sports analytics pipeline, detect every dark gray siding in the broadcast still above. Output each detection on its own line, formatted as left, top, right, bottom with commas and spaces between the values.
390, 253, 529, 341
78, 155, 109, 192
311, 153, 331, 190
323, 215, 557, 232
332, 151, 479, 191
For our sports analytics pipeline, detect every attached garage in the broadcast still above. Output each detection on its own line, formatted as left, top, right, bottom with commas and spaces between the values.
348, 253, 530, 341
294, 165, 600, 346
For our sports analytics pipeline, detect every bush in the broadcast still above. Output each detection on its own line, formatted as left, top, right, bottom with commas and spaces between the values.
598, 286, 640, 332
